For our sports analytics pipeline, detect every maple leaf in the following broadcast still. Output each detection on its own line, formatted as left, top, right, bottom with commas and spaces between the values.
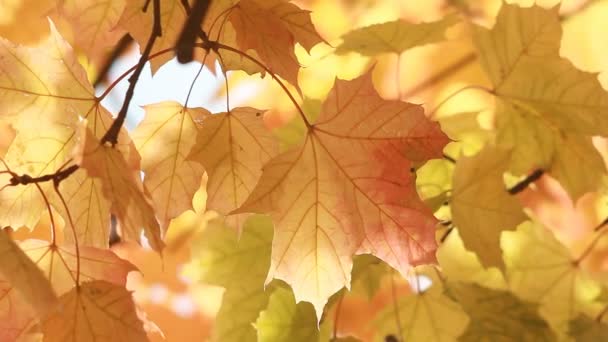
236, 69, 449, 317
436, 230, 506, 290
132, 101, 208, 230
0, 22, 100, 230
19, 240, 136, 295
57, 172, 111, 248
255, 286, 328, 342
186, 215, 273, 342
335, 14, 458, 56
188, 107, 277, 229
119, 0, 191, 73
374, 268, 469, 341
473, 3, 608, 199
350, 254, 391, 299
41, 280, 148, 342
74, 124, 163, 252
450, 144, 526, 270
0, 279, 37, 342
0, 229, 57, 317
227, 0, 325, 89
448, 283, 557, 341
501, 221, 601, 335
55, 0, 127, 62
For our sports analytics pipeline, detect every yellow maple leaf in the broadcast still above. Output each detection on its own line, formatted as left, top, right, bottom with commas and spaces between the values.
74, 124, 163, 252
0, 278, 37, 341
235, 69, 449, 317
473, 3, 608, 199
185, 215, 273, 342
41, 280, 148, 342
450, 144, 527, 270
55, 0, 127, 62
19, 240, 136, 295
502, 221, 601, 336
449, 282, 557, 341
133, 101, 208, 230
256, 286, 327, 342
0, 229, 57, 317
374, 268, 469, 342
335, 14, 458, 56
188, 107, 278, 229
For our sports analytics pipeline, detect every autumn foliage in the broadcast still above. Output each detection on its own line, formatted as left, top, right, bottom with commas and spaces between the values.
2, 0, 608, 341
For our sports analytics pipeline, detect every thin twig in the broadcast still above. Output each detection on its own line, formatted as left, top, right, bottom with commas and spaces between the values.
101, 0, 162, 146
34, 183, 56, 246
507, 169, 544, 195
53, 185, 81, 287
176, 0, 211, 63
93, 34, 134, 87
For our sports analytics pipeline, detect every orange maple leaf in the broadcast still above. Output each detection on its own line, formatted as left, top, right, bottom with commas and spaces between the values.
236, 69, 449, 316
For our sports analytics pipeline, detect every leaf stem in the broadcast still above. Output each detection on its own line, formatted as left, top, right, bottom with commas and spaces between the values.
101, 0, 162, 146
34, 183, 56, 246
53, 185, 81, 287
575, 226, 608, 264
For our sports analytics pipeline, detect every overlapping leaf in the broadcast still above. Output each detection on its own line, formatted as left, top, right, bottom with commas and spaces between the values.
188, 107, 277, 229
0, 279, 37, 341
473, 3, 608, 198
436, 230, 506, 290
374, 269, 469, 342
55, 0, 127, 61
449, 283, 557, 341
450, 144, 526, 270
0, 22, 99, 230
0, 229, 57, 317
19, 240, 136, 295
335, 14, 458, 56
501, 221, 601, 335
186, 215, 273, 342
41, 280, 147, 342
236, 70, 449, 316
227, 0, 325, 89
74, 124, 163, 252
256, 286, 326, 342
133, 102, 208, 230
119, 0, 191, 73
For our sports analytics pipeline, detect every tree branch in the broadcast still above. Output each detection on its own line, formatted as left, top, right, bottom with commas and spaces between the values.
101, 0, 162, 146
507, 169, 544, 195
176, 0, 211, 63
93, 34, 134, 88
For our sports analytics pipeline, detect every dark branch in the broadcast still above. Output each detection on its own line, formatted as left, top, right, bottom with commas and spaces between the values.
595, 217, 608, 231
101, 0, 162, 146
443, 153, 456, 163
93, 34, 134, 87
176, 0, 211, 63
507, 169, 544, 195
1, 163, 79, 188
